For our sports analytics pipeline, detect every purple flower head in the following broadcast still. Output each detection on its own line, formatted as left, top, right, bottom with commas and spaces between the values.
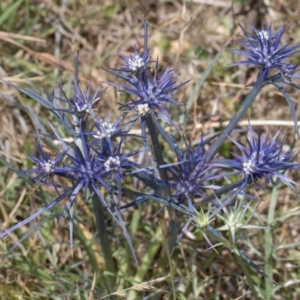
72, 82, 101, 114
209, 124, 299, 218
87, 109, 134, 143
114, 66, 186, 126
280, 63, 300, 82
21, 116, 66, 189
166, 140, 221, 211
105, 20, 153, 82
25, 149, 66, 185
86, 116, 124, 143
216, 125, 299, 191
56, 81, 103, 119
49, 124, 111, 198
53, 54, 104, 119
119, 46, 152, 73
97, 139, 142, 184
104, 19, 187, 127
230, 24, 300, 85
118, 19, 152, 75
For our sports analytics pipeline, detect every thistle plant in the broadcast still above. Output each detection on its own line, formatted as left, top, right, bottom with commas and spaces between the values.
206, 24, 300, 164
229, 24, 300, 136
229, 24, 300, 85
210, 124, 300, 218
164, 139, 223, 211
1, 19, 300, 298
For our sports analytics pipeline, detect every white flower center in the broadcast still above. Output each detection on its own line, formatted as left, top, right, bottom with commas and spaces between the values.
41, 160, 55, 174
243, 159, 254, 174
94, 120, 116, 139
128, 55, 144, 71
258, 30, 269, 41
104, 156, 121, 172
137, 104, 150, 116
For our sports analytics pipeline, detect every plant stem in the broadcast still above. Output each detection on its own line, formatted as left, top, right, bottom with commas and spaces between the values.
145, 114, 169, 184
204, 85, 263, 163
233, 249, 259, 300
92, 194, 116, 291
264, 183, 279, 299
145, 115, 180, 254
127, 227, 162, 300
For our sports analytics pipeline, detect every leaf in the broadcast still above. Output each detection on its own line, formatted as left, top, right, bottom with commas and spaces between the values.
0, 0, 23, 28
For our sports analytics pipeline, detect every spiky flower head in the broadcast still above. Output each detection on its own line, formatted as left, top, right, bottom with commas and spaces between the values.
25, 150, 66, 186
104, 19, 187, 128
20, 115, 66, 187
71, 82, 101, 115
230, 24, 300, 85
53, 54, 103, 119
209, 124, 299, 218
118, 40, 152, 75
216, 125, 299, 191
102, 19, 152, 90
108, 20, 152, 79
114, 67, 186, 126
89, 116, 125, 141
166, 140, 221, 210
217, 198, 266, 245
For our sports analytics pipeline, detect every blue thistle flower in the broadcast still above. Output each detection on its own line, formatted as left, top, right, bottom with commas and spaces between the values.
1, 119, 139, 261
211, 124, 299, 217
165, 139, 222, 211
87, 107, 137, 143
226, 126, 297, 186
112, 66, 186, 127
53, 54, 103, 119
230, 24, 300, 86
96, 130, 144, 191
104, 19, 187, 127
118, 20, 152, 74
91, 116, 124, 140
100, 144, 141, 178
230, 24, 300, 137
118, 47, 152, 74
17, 115, 66, 193
72, 82, 101, 114
23, 127, 66, 186
48, 123, 116, 214
104, 20, 153, 83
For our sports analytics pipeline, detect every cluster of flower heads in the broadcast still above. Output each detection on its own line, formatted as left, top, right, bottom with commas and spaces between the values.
1, 20, 300, 264
0, 60, 149, 261
104, 21, 187, 130
0, 20, 189, 262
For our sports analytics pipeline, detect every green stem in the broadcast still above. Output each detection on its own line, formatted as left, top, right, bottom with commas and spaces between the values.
205, 226, 260, 299
233, 249, 259, 300
127, 227, 162, 300
204, 85, 263, 164
145, 114, 180, 254
92, 195, 116, 291
145, 114, 169, 184
264, 183, 279, 299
